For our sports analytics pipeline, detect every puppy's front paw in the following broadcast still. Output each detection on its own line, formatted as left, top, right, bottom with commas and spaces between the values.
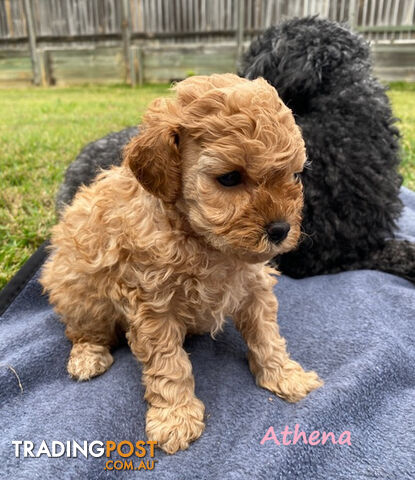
67, 342, 113, 381
256, 359, 323, 403
146, 398, 205, 454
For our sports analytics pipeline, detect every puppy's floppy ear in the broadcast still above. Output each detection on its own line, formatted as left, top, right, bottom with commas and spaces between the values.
123, 123, 181, 203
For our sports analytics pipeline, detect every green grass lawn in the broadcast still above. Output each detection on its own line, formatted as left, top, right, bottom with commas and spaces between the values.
1, 82, 414, 290
388, 82, 415, 189
0, 84, 170, 289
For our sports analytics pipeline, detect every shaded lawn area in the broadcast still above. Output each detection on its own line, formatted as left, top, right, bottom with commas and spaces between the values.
0, 82, 414, 289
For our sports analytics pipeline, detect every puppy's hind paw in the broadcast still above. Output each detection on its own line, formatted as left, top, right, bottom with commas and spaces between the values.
67, 342, 113, 381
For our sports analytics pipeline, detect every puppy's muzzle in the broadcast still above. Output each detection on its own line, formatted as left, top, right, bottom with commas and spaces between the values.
266, 221, 290, 245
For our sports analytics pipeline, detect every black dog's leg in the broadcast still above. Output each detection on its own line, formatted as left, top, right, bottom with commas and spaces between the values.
272, 239, 415, 282
339, 239, 415, 283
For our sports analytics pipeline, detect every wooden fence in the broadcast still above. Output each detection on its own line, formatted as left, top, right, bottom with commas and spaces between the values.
2, 0, 415, 41
0, 0, 414, 86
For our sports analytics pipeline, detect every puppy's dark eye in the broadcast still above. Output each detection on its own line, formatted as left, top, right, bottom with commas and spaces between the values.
217, 171, 242, 187
293, 172, 302, 183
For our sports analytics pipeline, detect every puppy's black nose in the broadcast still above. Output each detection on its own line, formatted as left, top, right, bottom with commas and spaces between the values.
266, 221, 290, 244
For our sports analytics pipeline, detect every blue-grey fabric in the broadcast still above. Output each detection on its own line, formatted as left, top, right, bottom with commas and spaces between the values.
1, 188, 414, 480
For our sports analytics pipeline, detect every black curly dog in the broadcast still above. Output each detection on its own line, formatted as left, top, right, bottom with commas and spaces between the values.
240, 16, 414, 281
56, 17, 414, 282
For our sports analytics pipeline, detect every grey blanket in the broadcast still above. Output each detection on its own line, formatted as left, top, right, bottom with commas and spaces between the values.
1, 188, 414, 480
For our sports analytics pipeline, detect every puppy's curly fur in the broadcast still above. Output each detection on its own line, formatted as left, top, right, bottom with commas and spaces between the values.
41, 74, 322, 454
57, 17, 414, 282
240, 16, 415, 282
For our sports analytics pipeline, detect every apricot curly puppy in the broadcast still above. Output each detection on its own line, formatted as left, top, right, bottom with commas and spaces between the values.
40, 73, 322, 454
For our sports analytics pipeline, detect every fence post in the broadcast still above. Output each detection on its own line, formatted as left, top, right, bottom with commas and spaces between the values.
38, 49, 53, 86
23, 0, 41, 86
121, 0, 132, 85
137, 47, 144, 86
129, 46, 137, 87
236, 0, 245, 67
